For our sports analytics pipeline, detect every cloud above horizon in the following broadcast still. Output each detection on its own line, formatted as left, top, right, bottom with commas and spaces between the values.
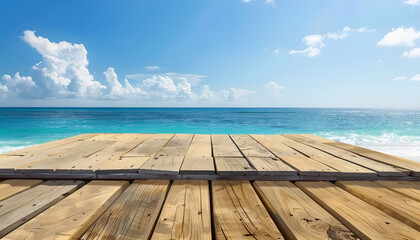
404, 0, 420, 6
289, 26, 374, 58
0, 31, 252, 103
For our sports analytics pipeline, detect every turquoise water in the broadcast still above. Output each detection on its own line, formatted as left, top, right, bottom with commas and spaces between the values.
1, 108, 420, 161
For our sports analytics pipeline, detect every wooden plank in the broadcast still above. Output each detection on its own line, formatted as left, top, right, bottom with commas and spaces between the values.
0, 180, 84, 238
180, 134, 215, 174
275, 135, 376, 177
185, 134, 212, 157
152, 180, 211, 240
336, 181, 420, 230
285, 134, 409, 176
251, 135, 339, 176
139, 134, 193, 175
0, 133, 99, 156
325, 141, 420, 176
123, 134, 174, 157
253, 181, 357, 240
0, 179, 43, 201
56, 134, 151, 173
247, 157, 297, 176
214, 157, 257, 176
0, 135, 114, 172
296, 181, 420, 239
180, 157, 215, 175
212, 180, 284, 239
4, 180, 129, 240
82, 180, 169, 240
99, 156, 151, 173
230, 135, 275, 158
375, 181, 420, 201
297, 134, 337, 144
211, 135, 242, 157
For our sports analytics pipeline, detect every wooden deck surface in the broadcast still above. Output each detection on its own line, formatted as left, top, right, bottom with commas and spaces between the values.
0, 179, 417, 239
0, 134, 419, 180
1, 134, 420, 239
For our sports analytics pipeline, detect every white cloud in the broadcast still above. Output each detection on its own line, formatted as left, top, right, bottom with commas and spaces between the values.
404, 0, 420, 6
264, 81, 284, 95
273, 48, 280, 54
145, 65, 160, 71
1, 31, 252, 104
393, 76, 407, 81
265, 0, 275, 6
376, 59, 383, 63
402, 48, 420, 58
290, 26, 373, 58
21, 30, 106, 98
410, 74, 420, 81
377, 27, 420, 46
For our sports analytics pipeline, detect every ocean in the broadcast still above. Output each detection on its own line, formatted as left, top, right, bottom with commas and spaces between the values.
1, 108, 419, 162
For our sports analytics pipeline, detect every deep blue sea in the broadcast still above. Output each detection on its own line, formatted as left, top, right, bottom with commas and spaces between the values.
1, 108, 419, 161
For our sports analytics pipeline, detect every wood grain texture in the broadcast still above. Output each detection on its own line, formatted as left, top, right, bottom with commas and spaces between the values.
211, 135, 243, 157
285, 134, 408, 176
4, 180, 129, 240
0, 179, 43, 201
212, 180, 284, 240
214, 157, 257, 176
123, 134, 174, 157
375, 181, 420, 201
139, 134, 193, 174
336, 181, 420, 230
297, 181, 420, 240
247, 157, 296, 176
152, 180, 211, 240
180, 157, 215, 175
185, 134, 212, 157
82, 180, 169, 240
253, 181, 358, 240
230, 135, 275, 158
0, 180, 84, 238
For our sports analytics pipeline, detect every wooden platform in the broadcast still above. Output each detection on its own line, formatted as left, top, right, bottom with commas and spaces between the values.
0, 179, 418, 239
1, 133, 420, 180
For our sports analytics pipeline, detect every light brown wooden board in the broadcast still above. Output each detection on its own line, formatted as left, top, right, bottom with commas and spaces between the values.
247, 157, 297, 176
185, 134, 212, 157
0, 180, 84, 238
211, 135, 243, 157
212, 180, 284, 239
251, 135, 339, 176
336, 181, 420, 230
123, 134, 174, 157
82, 180, 169, 240
139, 134, 193, 175
214, 157, 257, 176
297, 181, 420, 239
297, 134, 337, 144
322, 139, 420, 176
152, 180, 211, 240
4, 180, 129, 240
0, 134, 111, 172
55, 134, 150, 173
230, 135, 275, 158
275, 135, 376, 177
253, 181, 358, 240
180, 157, 215, 175
0, 179, 43, 201
15, 134, 120, 172
0, 133, 98, 156
375, 181, 420, 201
285, 134, 408, 176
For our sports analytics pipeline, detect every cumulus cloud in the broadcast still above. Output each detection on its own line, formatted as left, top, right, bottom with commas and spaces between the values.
377, 27, 420, 46
393, 76, 407, 81
264, 81, 284, 95
410, 74, 420, 81
290, 26, 374, 57
404, 0, 420, 6
402, 48, 420, 58
1, 31, 252, 104
145, 65, 160, 71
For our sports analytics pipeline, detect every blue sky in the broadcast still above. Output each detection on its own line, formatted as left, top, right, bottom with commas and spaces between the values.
0, 0, 419, 107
